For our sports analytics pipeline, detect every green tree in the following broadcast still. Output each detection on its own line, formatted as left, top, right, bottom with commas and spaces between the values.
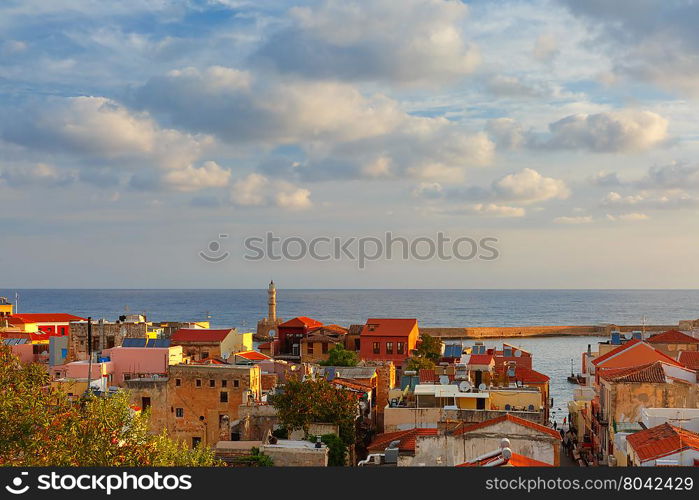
0, 344, 219, 466
308, 434, 347, 466
319, 344, 358, 367
406, 332, 442, 371
269, 378, 357, 445
231, 447, 273, 467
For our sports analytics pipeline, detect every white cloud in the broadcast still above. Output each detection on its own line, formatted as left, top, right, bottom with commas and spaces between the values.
493, 168, 570, 203
254, 0, 480, 84
553, 216, 593, 224
604, 190, 699, 210
486, 118, 526, 150
533, 34, 558, 62
545, 110, 668, 153
231, 173, 312, 209
134, 66, 495, 182
0, 163, 75, 187
606, 213, 649, 222
162, 161, 232, 192
4, 96, 211, 171
441, 203, 526, 218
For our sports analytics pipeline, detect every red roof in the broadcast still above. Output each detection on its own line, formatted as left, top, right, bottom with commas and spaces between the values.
361, 318, 418, 337
599, 361, 669, 383
452, 413, 561, 440
468, 354, 495, 366
278, 316, 323, 328
367, 428, 438, 453
189, 358, 228, 365
457, 451, 552, 467
308, 324, 348, 335
331, 378, 373, 392
171, 328, 233, 343
647, 330, 699, 344
234, 350, 270, 361
678, 351, 699, 370
9, 313, 86, 324
592, 339, 683, 368
626, 423, 699, 463
497, 365, 550, 384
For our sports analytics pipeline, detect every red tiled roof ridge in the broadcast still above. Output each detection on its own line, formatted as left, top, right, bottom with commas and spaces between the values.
452, 413, 561, 440
171, 328, 233, 343
600, 361, 668, 383
627, 423, 699, 462
278, 316, 323, 328
592, 339, 683, 368
367, 428, 438, 452
648, 330, 699, 344
10, 313, 87, 323
457, 451, 552, 467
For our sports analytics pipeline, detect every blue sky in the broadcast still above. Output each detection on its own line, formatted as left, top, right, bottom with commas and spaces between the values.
1, 0, 698, 288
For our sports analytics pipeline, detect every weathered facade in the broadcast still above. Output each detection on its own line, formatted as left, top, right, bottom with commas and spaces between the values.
69, 319, 147, 361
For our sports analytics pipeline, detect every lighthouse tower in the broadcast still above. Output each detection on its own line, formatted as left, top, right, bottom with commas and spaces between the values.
256, 280, 283, 340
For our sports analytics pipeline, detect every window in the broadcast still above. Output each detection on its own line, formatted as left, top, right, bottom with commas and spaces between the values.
60, 327, 66, 335
307, 343, 314, 355
192, 437, 201, 448
221, 379, 227, 388
55, 372, 61, 378
175, 407, 184, 418
233, 380, 239, 388
397, 342, 405, 354
322, 342, 329, 354
141, 397, 151, 410
220, 391, 228, 403
373, 342, 380, 354
386, 342, 394, 354
175, 378, 181, 387
209, 379, 216, 388
195, 379, 202, 388
355, 339, 361, 350
202, 351, 210, 359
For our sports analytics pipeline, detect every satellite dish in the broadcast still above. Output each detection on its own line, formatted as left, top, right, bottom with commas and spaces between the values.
459, 381, 471, 392
478, 383, 487, 391
514, 350, 522, 357
439, 375, 450, 385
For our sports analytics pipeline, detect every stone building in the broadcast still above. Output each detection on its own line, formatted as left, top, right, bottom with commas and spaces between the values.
170, 328, 239, 362
69, 318, 147, 361
167, 364, 261, 448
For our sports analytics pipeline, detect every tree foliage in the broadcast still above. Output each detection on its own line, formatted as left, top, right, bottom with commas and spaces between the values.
0, 344, 218, 466
319, 344, 358, 367
308, 434, 347, 466
269, 378, 357, 445
406, 332, 442, 371
231, 447, 273, 467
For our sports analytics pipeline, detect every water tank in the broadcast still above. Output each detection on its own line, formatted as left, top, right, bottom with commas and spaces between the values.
611, 331, 621, 345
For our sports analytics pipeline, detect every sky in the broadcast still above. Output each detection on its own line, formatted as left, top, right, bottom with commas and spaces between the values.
1, 0, 699, 288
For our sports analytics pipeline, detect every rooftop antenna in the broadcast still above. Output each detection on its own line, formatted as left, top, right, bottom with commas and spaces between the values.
642, 315, 646, 338
15, 292, 19, 314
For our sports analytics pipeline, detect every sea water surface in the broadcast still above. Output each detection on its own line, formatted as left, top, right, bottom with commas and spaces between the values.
4, 289, 698, 422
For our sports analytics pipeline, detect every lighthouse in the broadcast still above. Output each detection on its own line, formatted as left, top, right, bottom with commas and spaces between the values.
255, 280, 283, 341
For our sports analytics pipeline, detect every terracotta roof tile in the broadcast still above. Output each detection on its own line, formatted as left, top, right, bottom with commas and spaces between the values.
361, 318, 418, 337
9, 313, 86, 323
234, 351, 270, 361
599, 361, 668, 383
457, 451, 552, 467
648, 330, 699, 344
367, 428, 438, 453
627, 423, 699, 463
592, 339, 683, 368
496, 365, 550, 384
278, 317, 323, 328
452, 413, 561, 440
678, 351, 699, 370
171, 328, 233, 343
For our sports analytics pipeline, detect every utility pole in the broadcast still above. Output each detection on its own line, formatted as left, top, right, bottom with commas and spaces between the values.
86, 317, 93, 395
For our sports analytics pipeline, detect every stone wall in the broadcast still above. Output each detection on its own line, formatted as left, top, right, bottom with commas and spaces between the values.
421, 323, 680, 340
383, 406, 544, 433
69, 320, 147, 361
259, 444, 328, 466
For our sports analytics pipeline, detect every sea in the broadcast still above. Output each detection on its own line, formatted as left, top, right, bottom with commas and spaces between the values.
4, 288, 699, 423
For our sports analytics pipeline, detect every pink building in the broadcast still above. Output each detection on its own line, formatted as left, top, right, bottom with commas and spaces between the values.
102, 346, 173, 385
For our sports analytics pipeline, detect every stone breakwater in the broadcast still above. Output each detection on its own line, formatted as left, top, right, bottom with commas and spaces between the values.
420, 321, 697, 340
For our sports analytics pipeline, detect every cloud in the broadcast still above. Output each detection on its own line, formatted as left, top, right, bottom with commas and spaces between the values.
589, 171, 622, 187
442, 203, 526, 218
162, 161, 232, 192
4, 96, 211, 171
533, 34, 558, 62
134, 65, 495, 182
559, 0, 699, 96
553, 216, 593, 224
493, 168, 570, 203
485, 75, 545, 98
230, 173, 312, 209
603, 190, 699, 210
486, 118, 526, 150
639, 162, 699, 190
0, 163, 76, 187
253, 0, 479, 84
606, 213, 649, 222
544, 110, 668, 153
